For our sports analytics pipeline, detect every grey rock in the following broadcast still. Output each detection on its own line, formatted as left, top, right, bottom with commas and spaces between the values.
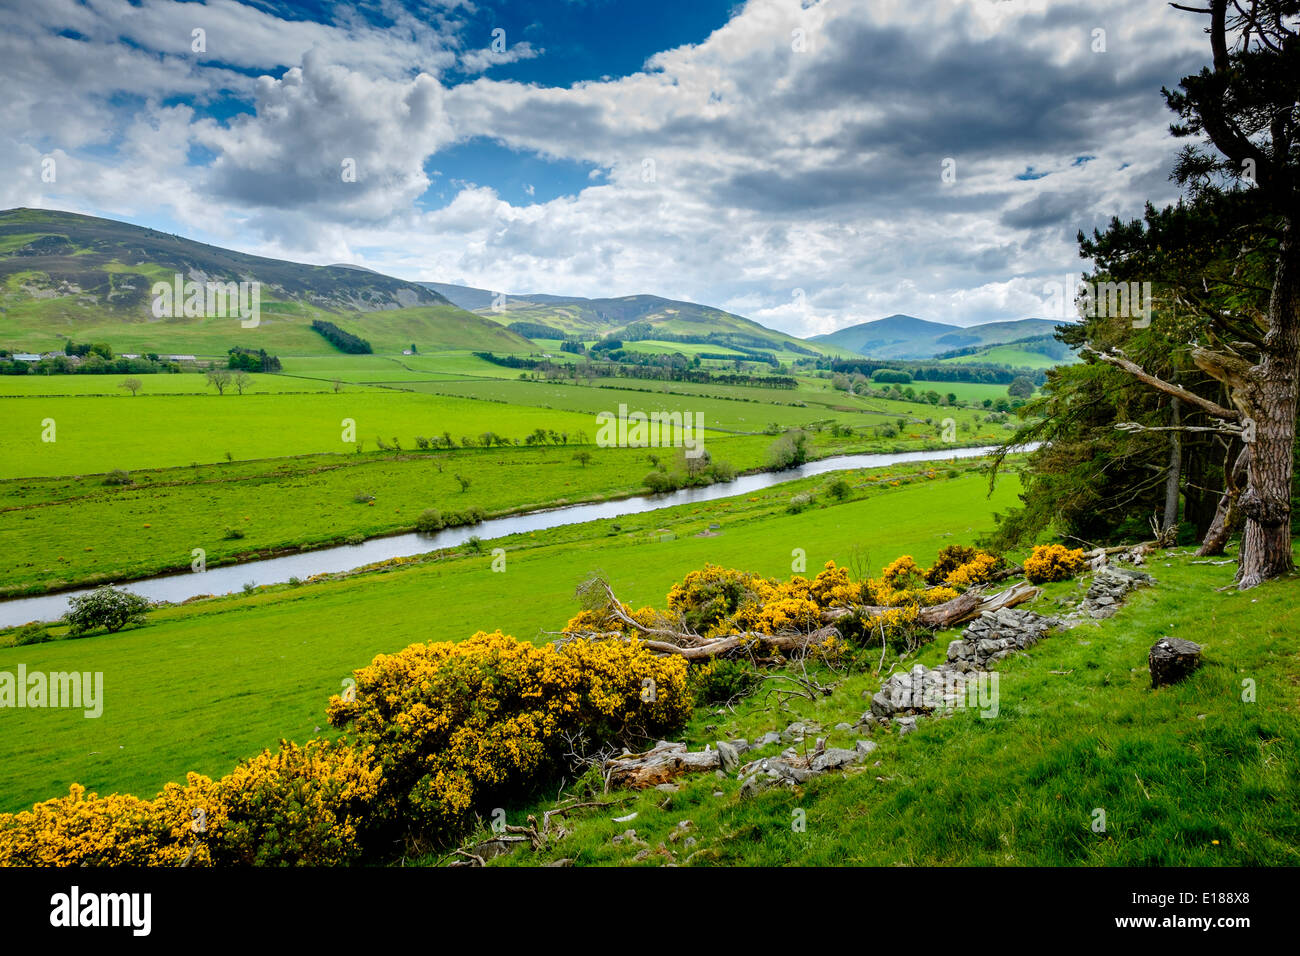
1149, 636, 1202, 688
782, 720, 821, 742
612, 829, 646, 847
809, 747, 863, 772
715, 740, 741, 773
476, 839, 518, 861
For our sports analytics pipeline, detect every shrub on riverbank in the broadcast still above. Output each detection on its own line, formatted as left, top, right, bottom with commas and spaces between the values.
64, 585, 150, 636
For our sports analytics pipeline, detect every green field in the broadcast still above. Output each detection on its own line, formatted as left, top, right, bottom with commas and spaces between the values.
469, 545, 1300, 866
0, 349, 1016, 598
939, 344, 1064, 370
0, 370, 335, 395
0, 389, 603, 478
0, 435, 788, 596
0, 463, 1022, 812
0, 358, 1007, 481
912, 379, 1029, 404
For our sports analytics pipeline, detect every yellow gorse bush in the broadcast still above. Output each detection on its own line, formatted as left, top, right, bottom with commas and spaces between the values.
880, 555, 925, 592
0, 740, 380, 867
661, 562, 869, 638
3, 542, 1026, 867
945, 552, 1000, 588
0, 775, 220, 867
2, 629, 688, 865
1023, 544, 1087, 583
214, 739, 381, 866
326, 630, 690, 838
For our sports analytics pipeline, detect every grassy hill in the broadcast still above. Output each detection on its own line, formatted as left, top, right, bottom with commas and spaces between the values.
421, 281, 844, 358
813, 313, 1065, 360
937, 339, 1076, 370
0, 208, 531, 356
474, 544, 1300, 866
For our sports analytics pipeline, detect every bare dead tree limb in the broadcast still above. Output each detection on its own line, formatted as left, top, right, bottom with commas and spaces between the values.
1081, 345, 1242, 420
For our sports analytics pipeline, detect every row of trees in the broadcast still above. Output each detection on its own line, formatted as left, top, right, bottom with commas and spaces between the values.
205, 369, 254, 395
826, 357, 1049, 386
311, 320, 372, 354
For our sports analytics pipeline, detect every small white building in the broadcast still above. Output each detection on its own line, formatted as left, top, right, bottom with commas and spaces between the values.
121, 353, 140, 360
11, 353, 40, 362
166, 354, 197, 362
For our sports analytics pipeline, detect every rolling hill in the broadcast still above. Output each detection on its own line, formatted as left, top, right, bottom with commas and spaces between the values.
0, 208, 531, 356
811, 313, 1066, 360
421, 281, 842, 358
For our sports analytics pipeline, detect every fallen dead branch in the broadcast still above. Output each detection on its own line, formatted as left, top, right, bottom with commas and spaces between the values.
820, 580, 1040, 629
561, 577, 1041, 661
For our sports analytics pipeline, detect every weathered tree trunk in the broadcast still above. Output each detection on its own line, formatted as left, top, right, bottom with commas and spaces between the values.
1162, 397, 1182, 534
1236, 222, 1299, 588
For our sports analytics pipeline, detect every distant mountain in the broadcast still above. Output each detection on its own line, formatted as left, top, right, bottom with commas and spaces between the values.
0, 209, 530, 355
811, 314, 1065, 360
422, 281, 504, 313
421, 282, 841, 357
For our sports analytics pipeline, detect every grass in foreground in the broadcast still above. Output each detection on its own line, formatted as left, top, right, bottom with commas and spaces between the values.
460, 546, 1299, 867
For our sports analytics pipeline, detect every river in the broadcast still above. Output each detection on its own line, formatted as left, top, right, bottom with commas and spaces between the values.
0, 444, 1021, 627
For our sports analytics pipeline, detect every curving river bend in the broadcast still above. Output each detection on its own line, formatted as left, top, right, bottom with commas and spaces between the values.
0, 444, 1025, 627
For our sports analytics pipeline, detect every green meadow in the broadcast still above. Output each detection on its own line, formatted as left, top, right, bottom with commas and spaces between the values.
469, 546, 1300, 867
0, 434, 791, 596
0, 463, 1021, 812
0, 303, 526, 357
911, 379, 1029, 404
0, 359, 1003, 480
0, 388, 599, 478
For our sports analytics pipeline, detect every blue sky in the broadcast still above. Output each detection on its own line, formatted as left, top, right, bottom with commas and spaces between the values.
1, 0, 1212, 334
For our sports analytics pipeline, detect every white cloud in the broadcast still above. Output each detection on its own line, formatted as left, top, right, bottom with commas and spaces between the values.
0, 0, 1216, 335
